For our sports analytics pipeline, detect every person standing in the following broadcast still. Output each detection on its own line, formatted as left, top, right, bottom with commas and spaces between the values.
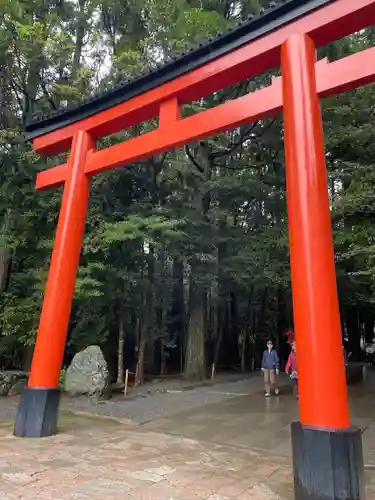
285, 340, 298, 398
261, 340, 280, 397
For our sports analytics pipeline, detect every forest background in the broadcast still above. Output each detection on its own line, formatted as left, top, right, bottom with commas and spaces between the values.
1, 0, 375, 385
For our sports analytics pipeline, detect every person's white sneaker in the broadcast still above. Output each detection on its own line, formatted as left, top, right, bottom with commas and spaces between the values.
275, 388, 280, 395
265, 392, 270, 397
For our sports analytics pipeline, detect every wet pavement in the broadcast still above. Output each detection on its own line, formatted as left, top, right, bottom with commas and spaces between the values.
144, 382, 375, 463
0, 374, 283, 423
0, 374, 374, 499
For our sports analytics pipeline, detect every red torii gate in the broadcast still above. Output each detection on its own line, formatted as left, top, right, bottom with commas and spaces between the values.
15, 0, 374, 498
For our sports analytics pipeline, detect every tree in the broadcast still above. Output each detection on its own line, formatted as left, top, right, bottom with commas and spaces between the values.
1, 0, 373, 382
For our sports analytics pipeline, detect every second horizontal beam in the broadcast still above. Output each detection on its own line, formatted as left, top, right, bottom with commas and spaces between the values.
36, 46, 375, 190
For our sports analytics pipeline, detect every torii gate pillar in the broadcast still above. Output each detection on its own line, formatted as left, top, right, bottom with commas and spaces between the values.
14, 131, 95, 437
282, 34, 365, 500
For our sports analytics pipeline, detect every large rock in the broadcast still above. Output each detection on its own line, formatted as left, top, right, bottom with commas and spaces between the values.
65, 346, 109, 398
0, 371, 28, 397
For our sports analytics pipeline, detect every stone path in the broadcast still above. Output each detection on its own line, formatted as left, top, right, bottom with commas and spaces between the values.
0, 374, 374, 499
0, 415, 295, 500
143, 382, 375, 463
0, 373, 274, 424
63, 373, 277, 423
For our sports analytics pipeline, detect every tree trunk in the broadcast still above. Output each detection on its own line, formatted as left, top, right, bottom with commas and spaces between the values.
185, 279, 206, 380
23, 345, 34, 373
116, 310, 125, 386
157, 248, 168, 375
168, 257, 184, 338
276, 286, 288, 337
135, 339, 146, 387
134, 246, 154, 385
213, 298, 226, 366
160, 339, 166, 375
365, 317, 374, 343
240, 330, 248, 373
0, 247, 12, 294
228, 291, 240, 366
345, 307, 362, 359
168, 256, 185, 371
71, 0, 87, 81
241, 287, 254, 372
257, 286, 269, 336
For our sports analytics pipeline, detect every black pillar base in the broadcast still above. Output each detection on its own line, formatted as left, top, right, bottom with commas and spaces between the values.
14, 387, 61, 437
291, 422, 365, 500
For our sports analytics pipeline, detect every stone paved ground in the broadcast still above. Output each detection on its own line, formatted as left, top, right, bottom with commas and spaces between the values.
0, 415, 294, 500
0, 373, 276, 423
0, 374, 374, 499
62, 373, 270, 423
144, 380, 375, 463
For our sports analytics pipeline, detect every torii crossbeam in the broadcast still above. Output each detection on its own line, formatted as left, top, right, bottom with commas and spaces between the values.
15, 1, 374, 499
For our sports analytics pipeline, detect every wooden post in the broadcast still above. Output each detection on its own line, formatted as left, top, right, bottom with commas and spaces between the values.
14, 130, 95, 437
282, 33, 364, 500
124, 369, 129, 396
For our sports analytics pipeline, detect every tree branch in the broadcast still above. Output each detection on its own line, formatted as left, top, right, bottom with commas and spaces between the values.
9, 80, 25, 122
39, 79, 57, 110
212, 119, 277, 159
185, 145, 204, 173
210, 122, 259, 158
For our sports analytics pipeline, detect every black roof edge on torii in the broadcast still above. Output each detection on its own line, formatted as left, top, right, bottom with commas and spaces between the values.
25, 0, 332, 141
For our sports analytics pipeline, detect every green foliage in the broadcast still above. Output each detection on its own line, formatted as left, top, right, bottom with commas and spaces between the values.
102, 215, 184, 247
0, 0, 374, 375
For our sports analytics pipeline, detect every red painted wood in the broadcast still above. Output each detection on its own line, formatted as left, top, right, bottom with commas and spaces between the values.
36, 47, 375, 189
28, 131, 95, 388
282, 34, 350, 429
27, 1, 372, 433
33, 0, 375, 157
36, 163, 67, 190
159, 97, 181, 128
35, 45, 375, 190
